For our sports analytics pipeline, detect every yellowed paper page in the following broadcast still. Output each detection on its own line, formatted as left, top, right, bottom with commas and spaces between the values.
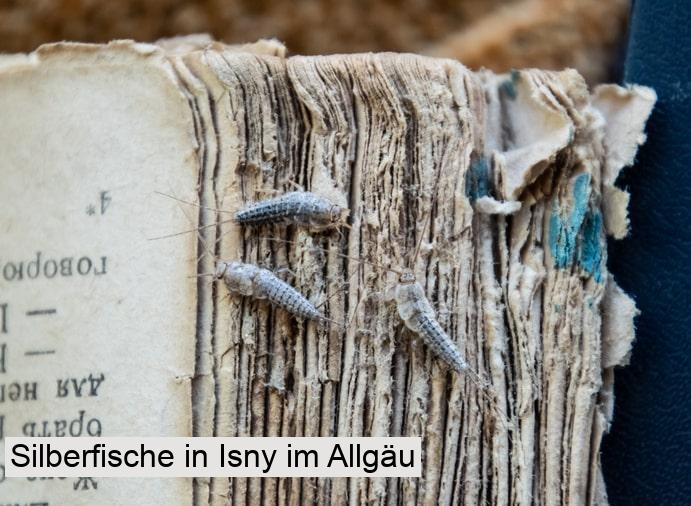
0, 43, 197, 505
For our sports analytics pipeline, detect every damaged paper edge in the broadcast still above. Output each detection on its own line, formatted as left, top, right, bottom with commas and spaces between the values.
159, 42, 653, 505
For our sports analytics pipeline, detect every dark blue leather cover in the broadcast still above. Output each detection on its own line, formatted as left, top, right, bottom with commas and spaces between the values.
602, 0, 691, 504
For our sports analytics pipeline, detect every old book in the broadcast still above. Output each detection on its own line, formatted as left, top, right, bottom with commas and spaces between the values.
0, 38, 654, 505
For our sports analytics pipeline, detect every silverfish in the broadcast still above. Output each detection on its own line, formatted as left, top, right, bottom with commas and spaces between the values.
390, 269, 470, 375
152, 192, 339, 325
235, 191, 349, 230
215, 260, 329, 323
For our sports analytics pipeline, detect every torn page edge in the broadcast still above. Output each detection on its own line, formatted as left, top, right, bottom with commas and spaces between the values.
592, 84, 656, 238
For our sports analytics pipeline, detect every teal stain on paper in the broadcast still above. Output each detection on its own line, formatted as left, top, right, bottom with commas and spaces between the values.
465, 156, 491, 201
549, 173, 591, 268
578, 209, 604, 282
548, 173, 604, 282
499, 70, 520, 100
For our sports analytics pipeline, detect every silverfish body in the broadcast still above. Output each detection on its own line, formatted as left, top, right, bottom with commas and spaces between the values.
234, 191, 348, 229
394, 271, 467, 373
215, 261, 323, 321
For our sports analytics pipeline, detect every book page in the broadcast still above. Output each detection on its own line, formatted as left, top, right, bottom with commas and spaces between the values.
0, 42, 198, 505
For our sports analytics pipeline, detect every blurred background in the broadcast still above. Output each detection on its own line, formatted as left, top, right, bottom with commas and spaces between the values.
0, 0, 629, 84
